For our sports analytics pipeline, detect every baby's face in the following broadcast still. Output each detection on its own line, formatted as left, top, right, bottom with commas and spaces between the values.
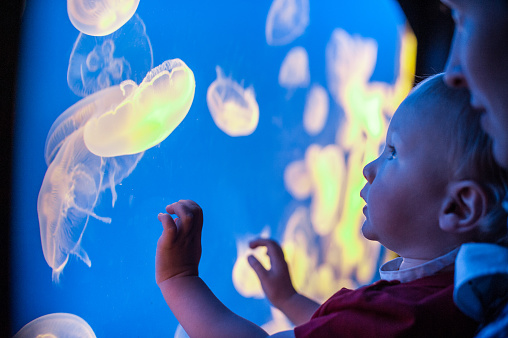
443, 0, 508, 168
360, 97, 451, 257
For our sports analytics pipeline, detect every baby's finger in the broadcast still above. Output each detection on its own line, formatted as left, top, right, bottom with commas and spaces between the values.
165, 200, 203, 234
158, 213, 177, 236
248, 255, 269, 281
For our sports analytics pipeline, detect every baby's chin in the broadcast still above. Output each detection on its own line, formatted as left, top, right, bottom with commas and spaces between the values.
361, 220, 378, 242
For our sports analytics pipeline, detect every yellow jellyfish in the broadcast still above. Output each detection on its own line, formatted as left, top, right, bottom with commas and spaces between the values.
67, 14, 153, 97
232, 227, 271, 299
83, 58, 196, 157
13, 313, 96, 338
303, 84, 329, 136
266, 0, 310, 46
67, 0, 140, 36
206, 66, 259, 137
278, 46, 310, 89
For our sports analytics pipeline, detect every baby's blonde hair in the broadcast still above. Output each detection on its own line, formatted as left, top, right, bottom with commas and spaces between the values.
411, 73, 508, 244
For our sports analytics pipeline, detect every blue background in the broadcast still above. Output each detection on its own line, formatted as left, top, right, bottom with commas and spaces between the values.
12, 1, 406, 336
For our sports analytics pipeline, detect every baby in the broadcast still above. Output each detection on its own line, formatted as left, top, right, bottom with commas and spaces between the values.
155, 73, 507, 337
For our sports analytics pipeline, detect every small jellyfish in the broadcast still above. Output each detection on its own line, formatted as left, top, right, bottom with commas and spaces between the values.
303, 84, 329, 136
206, 66, 259, 137
266, 0, 309, 46
14, 313, 96, 338
278, 46, 310, 89
67, 0, 140, 36
44, 84, 130, 166
67, 14, 153, 97
83, 58, 196, 157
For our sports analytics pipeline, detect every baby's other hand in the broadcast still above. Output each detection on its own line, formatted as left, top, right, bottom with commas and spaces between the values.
248, 238, 297, 309
155, 200, 203, 285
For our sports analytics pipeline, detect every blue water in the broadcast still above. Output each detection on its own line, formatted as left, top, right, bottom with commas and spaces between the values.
12, 1, 407, 336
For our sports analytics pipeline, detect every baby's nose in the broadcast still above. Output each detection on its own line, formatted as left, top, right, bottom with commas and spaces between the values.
444, 66, 468, 88
362, 160, 376, 184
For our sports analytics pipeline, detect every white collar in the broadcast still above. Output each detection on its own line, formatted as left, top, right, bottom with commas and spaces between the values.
454, 243, 508, 321
379, 248, 459, 283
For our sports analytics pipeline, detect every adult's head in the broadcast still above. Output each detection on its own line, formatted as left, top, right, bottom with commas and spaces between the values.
442, 0, 508, 168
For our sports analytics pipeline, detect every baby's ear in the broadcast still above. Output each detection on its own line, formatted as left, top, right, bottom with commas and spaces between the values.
439, 181, 488, 234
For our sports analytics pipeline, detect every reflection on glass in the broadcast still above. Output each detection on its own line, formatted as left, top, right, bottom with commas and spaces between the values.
67, 0, 140, 36
67, 14, 153, 97
278, 46, 310, 90
206, 66, 259, 137
303, 84, 329, 136
265, 0, 309, 46
14, 313, 96, 338
83, 58, 196, 157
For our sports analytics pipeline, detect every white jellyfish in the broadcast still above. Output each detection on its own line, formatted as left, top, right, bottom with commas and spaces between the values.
303, 84, 329, 135
83, 58, 196, 157
67, 0, 140, 36
278, 46, 310, 89
44, 84, 131, 166
67, 14, 153, 97
14, 313, 96, 338
40, 82, 144, 281
266, 0, 310, 46
206, 66, 259, 137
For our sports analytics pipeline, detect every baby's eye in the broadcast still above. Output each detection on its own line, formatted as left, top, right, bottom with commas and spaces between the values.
387, 145, 397, 160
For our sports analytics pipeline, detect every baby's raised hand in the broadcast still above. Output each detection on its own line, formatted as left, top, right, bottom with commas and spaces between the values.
155, 200, 203, 285
248, 238, 297, 309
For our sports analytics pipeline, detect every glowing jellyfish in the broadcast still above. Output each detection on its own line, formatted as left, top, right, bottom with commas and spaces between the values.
278, 46, 310, 89
206, 66, 259, 137
232, 227, 271, 299
67, 14, 153, 97
83, 58, 196, 157
38, 128, 108, 282
44, 84, 131, 166
266, 0, 309, 46
67, 0, 140, 36
303, 84, 329, 136
14, 313, 96, 338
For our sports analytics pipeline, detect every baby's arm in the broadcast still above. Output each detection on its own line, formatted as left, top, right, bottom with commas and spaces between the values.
248, 239, 320, 326
156, 200, 293, 338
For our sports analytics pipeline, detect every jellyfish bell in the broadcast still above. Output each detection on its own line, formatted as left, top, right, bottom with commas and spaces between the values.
265, 0, 310, 46
83, 58, 196, 157
44, 84, 130, 166
67, 0, 140, 36
67, 13, 153, 97
14, 313, 96, 338
206, 66, 259, 137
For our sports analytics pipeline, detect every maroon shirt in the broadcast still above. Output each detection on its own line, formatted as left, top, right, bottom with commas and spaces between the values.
294, 271, 478, 337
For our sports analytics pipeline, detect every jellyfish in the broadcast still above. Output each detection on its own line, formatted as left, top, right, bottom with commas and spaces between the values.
38, 128, 108, 282
278, 46, 310, 89
266, 0, 309, 46
67, 13, 153, 97
83, 58, 196, 157
67, 0, 140, 36
44, 84, 132, 166
13, 313, 96, 338
40, 82, 144, 280
206, 66, 259, 137
39, 126, 143, 281
303, 84, 329, 136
